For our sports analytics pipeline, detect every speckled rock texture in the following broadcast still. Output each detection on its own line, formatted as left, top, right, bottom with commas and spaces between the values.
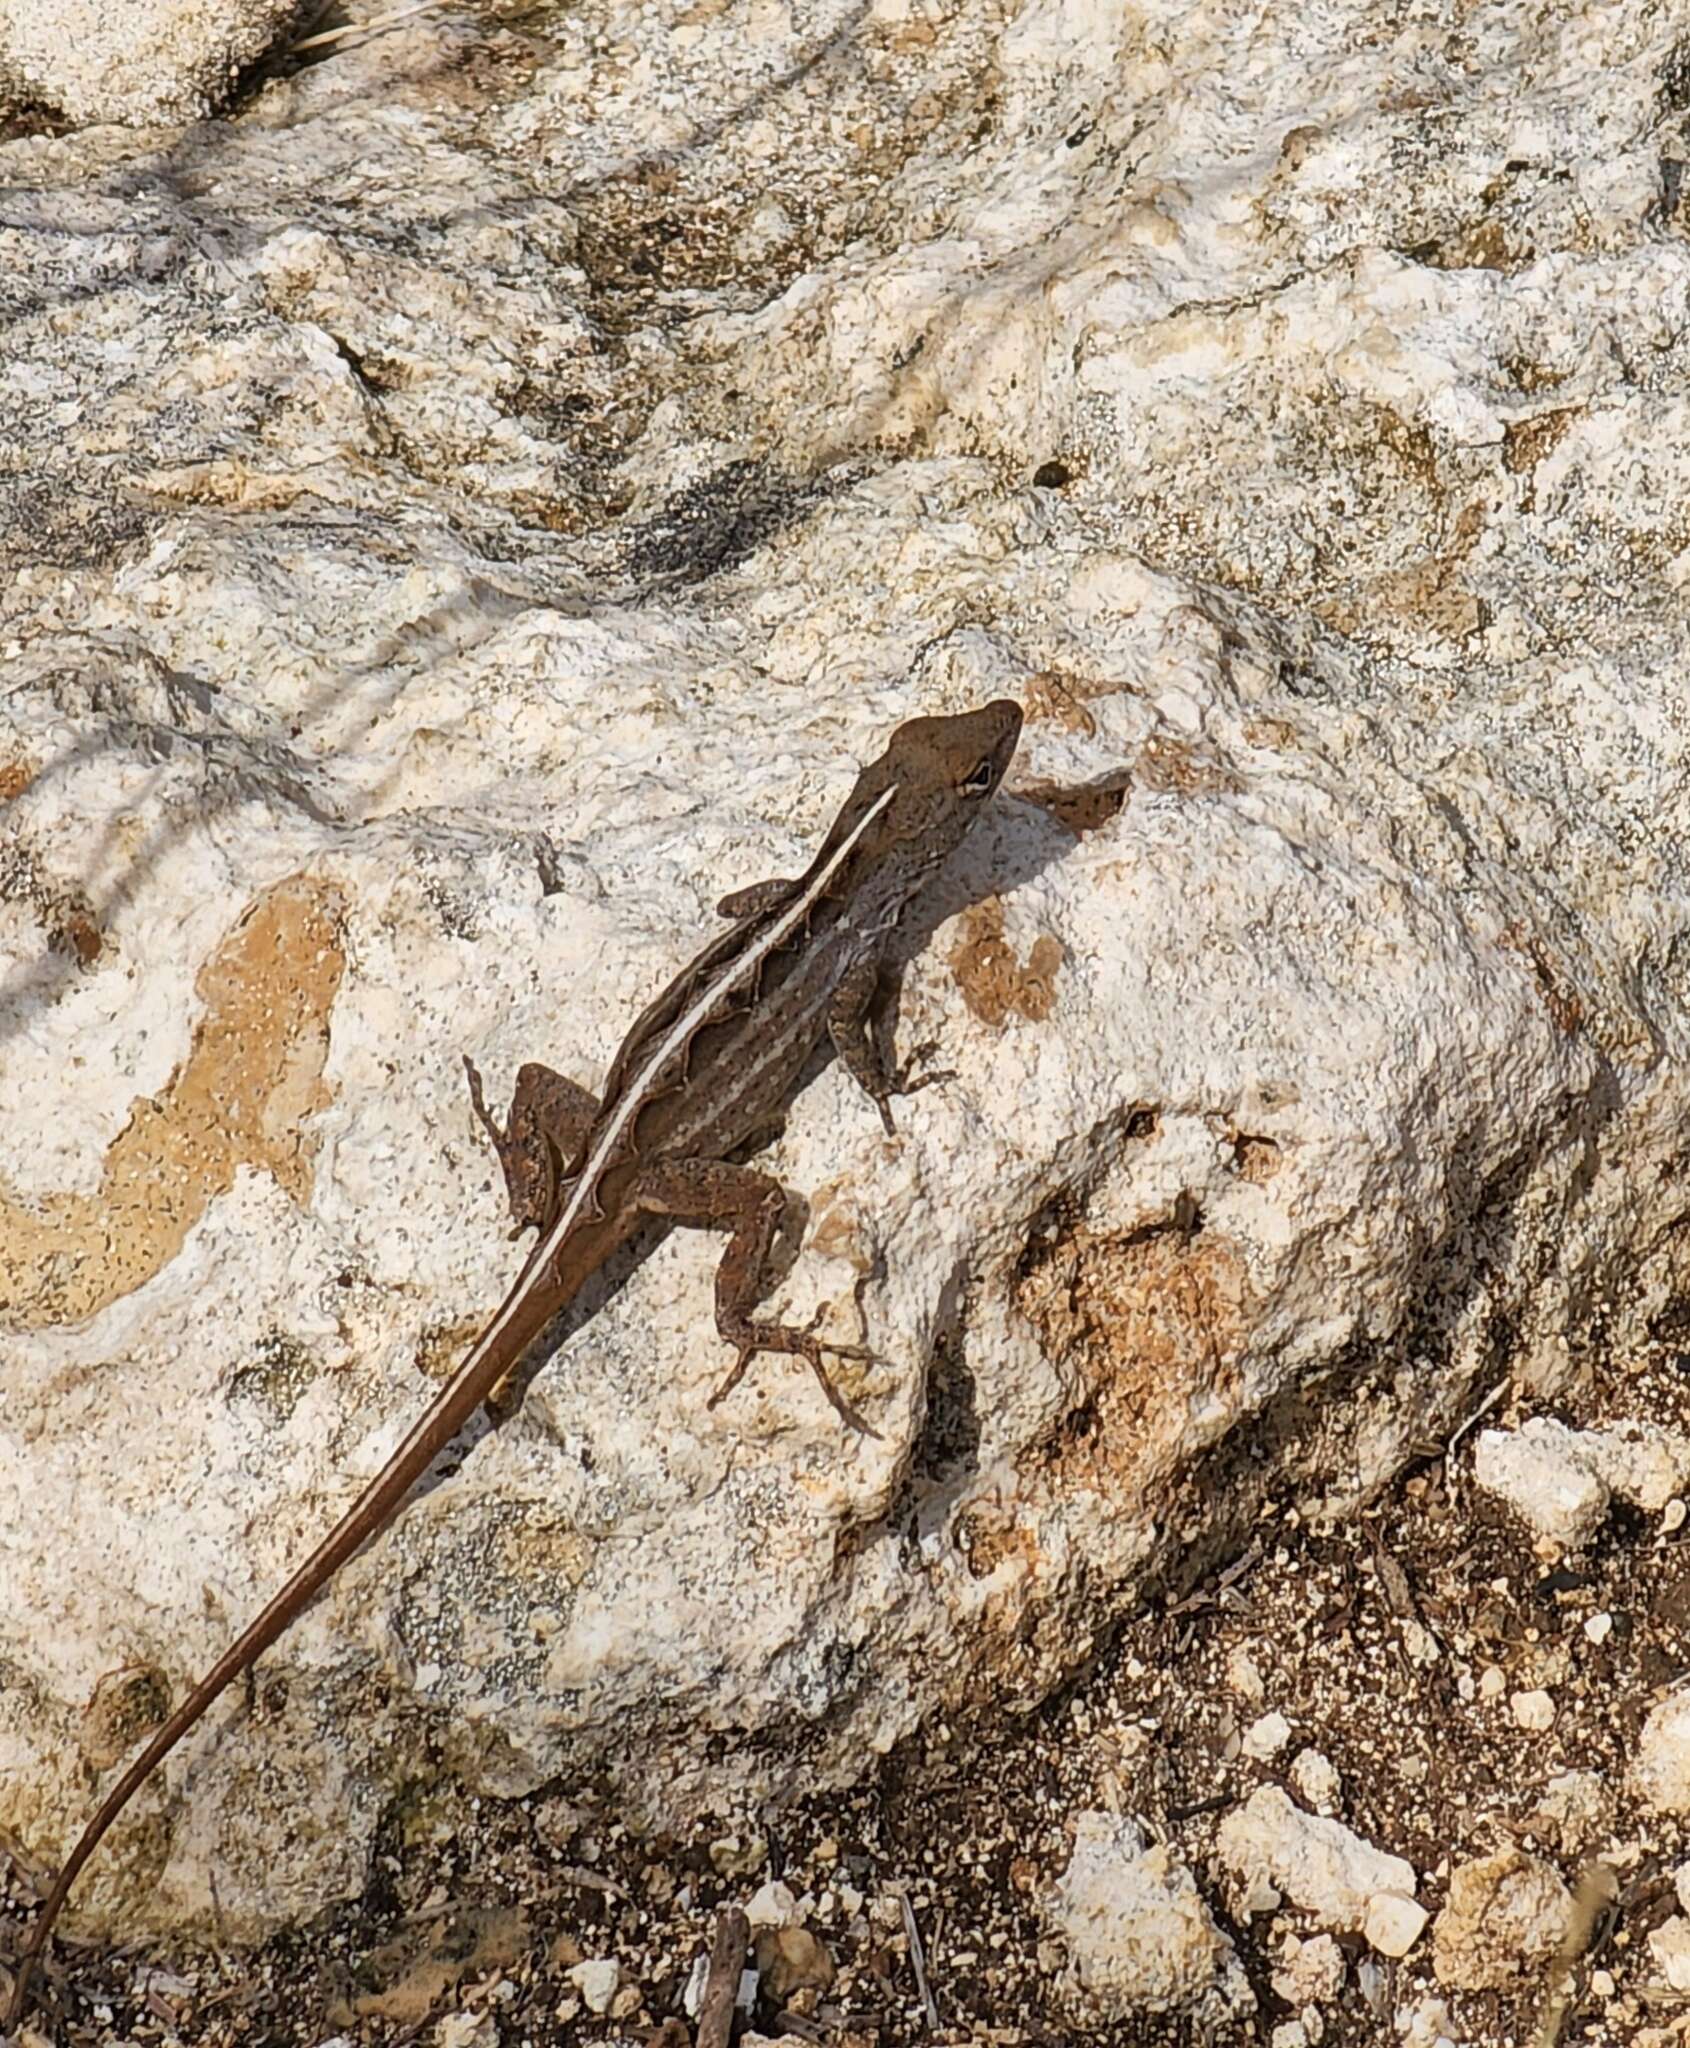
3, 0, 1690, 1944
1043, 1811, 1253, 2025
0, 0, 308, 127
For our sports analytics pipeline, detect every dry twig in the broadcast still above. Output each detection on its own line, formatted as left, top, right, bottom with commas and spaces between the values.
288, 2, 440, 55
896, 1887, 939, 2033
696, 1905, 750, 2048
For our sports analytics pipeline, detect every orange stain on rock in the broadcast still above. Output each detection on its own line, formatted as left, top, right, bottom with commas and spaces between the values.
1016, 1214, 1251, 1496
948, 901, 1063, 1026
0, 876, 345, 1328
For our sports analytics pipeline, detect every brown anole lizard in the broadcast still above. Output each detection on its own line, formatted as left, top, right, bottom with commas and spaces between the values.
5, 697, 1023, 2026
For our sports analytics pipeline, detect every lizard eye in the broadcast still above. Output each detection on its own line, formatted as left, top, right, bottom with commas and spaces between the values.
959, 758, 996, 797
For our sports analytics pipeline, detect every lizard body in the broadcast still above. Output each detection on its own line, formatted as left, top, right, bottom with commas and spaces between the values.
5, 697, 1022, 2026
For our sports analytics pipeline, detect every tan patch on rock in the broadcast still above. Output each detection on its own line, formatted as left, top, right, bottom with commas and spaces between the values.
0, 875, 345, 1327
1021, 667, 1112, 735
1498, 922, 1584, 1035
1320, 553, 1485, 643
948, 902, 1063, 1025
0, 754, 38, 802
807, 1180, 874, 1269
0, 833, 106, 966
344, 1905, 532, 2024
1135, 733, 1245, 799
80, 1663, 171, 1771
1230, 1133, 1283, 1183
1018, 1214, 1251, 1493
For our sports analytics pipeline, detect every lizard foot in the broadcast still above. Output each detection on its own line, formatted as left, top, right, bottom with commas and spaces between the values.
709, 1307, 883, 1438
892, 1036, 956, 1108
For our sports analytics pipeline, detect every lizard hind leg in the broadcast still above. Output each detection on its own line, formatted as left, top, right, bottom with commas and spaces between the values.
626, 1157, 883, 1438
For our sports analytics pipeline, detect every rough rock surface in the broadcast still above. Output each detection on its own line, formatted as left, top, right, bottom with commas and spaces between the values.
1650, 1915, 1690, 1995
0, 0, 307, 127
1634, 1688, 1690, 1817
1270, 1932, 1345, 2007
1042, 1812, 1252, 2025
1215, 1787, 1422, 1953
1473, 1417, 1690, 1550
2, 0, 1690, 1952
1430, 1849, 1574, 1991
1531, 1769, 1611, 1854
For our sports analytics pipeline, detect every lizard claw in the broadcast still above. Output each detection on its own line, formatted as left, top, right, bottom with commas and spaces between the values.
463, 1052, 505, 1145
891, 1039, 956, 1115
708, 1315, 883, 1438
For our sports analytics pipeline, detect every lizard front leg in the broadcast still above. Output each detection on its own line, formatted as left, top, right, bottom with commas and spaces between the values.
827, 952, 955, 1136
463, 1056, 599, 1236
463, 1056, 601, 1420
626, 1158, 881, 1437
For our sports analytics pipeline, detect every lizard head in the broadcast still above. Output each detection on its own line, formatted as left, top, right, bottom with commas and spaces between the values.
815, 698, 1023, 894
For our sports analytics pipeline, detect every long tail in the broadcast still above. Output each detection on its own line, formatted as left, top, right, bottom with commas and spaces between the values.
5, 1246, 567, 2028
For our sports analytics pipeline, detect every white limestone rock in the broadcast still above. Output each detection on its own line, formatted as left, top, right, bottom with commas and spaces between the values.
1473, 1419, 1690, 1551
1399, 2000, 1460, 2048
1431, 1850, 1574, 1991
1271, 1932, 1346, 2007
0, 0, 307, 127
1042, 1813, 1253, 2026
566, 1958, 620, 2015
1512, 1689, 1556, 1732
1290, 1750, 1342, 1816
1217, 1788, 1421, 1953
1364, 1891, 1430, 1961
744, 1880, 800, 1929
1635, 1689, 1690, 1818
2, 0, 1690, 1956
1531, 1769, 1610, 1855
1243, 1711, 1293, 1761
1650, 1915, 1690, 1995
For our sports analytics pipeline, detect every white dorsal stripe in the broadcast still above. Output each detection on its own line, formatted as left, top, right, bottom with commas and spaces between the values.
456, 779, 902, 1378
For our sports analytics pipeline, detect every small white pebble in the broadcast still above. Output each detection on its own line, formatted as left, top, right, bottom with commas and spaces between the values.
1591, 1967, 1616, 1996
1479, 1665, 1506, 1699
1650, 1913, 1690, 1991
1676, 1862, 1690, 1916
567, 1960, 620, 2015
1399, 1995, 1458, 2048
1289, 1748, 1342, 1813
1665, 1498, 1688, 1534
1585, 1611, 1613, 1644
1364, 1890, 1428, 1957
1227, 1646, 1267, 1704
745, 1879, 798, 1927
1512, 1689, 1555, 1731
1244, 1711, 1293, 1760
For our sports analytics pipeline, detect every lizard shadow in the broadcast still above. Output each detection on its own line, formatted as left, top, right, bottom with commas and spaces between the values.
413, 783, 1082, 1484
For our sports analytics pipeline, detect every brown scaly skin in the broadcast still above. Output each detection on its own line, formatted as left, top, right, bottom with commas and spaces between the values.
4, 698, 1022, 2028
